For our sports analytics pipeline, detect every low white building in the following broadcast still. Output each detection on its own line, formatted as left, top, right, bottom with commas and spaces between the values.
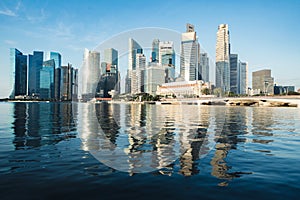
157, 80, 209, 97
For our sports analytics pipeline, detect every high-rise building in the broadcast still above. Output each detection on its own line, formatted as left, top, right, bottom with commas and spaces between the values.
49, 52, 61, 68
54, 68, 61, 100
252, 69, 274, 95
61, 63, 78, 101
159, 41, 175, 66
126, 38, 143, 94
199, 53, 209, 82
40, 59, 55, 99
230, 54, 238, 94
180, 23, 199, 81
151, 39, 160, 62
144, 63, 165, 95
96, 48, 119, 98
10, 48, 27, 99
81, 49, 100, 100
216, 24, 230, 93
28, 51, 43, 96
239, 61, 248, 95
131, 53, 146, 94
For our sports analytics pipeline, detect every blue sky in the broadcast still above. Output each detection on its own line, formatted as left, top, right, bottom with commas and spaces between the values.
0, 0, 300, 98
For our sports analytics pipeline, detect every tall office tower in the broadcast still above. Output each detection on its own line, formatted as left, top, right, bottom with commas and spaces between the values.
199, 53, 209, 82
81, 48, 100, 101
40, 59, 55, 99
252, 69, 274, 95
61, 63, 77, 101
151, 39, 160, 62
144, 63, 165, 95
126, 38, 143, 93
28, 51, 43, 96
131, 53, 146, 94
10, 48, 27, 99
186, 23, 195, 32
216, 24, 230, 93
239, 61, 248, 95
158, 41, 175, 66
103, 48, 119, 93
180, 23, 199, 81
54, 68, 61, 100
46, 52, 62, 68
230, 54, 238, 94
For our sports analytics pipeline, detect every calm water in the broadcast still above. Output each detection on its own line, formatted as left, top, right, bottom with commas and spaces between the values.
0, 102, 300, 200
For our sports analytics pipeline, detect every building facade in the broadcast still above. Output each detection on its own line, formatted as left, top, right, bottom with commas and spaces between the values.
39, 59, 55, 99
151, 39, 160, 62
230, 54, 238, 94
81, 49, 100, 100
252, 69, 274, 95
28, 51, 43, 97
216, 24, 230, 93
199, 53, 209, 83
180, 23, 199, 81
10, 48, 27, 98
239, 61, 248, 95
131, 53, 146, 94
159, 41, 175, 66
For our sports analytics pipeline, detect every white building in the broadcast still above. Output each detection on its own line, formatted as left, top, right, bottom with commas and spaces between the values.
216, 24, 230, 93
159, 41, 175, 66
144, 63, 165, 95
81, 49, 100, 99
157, 80, 207, 97
180, 23, 199, 81
131, 53, 146, 94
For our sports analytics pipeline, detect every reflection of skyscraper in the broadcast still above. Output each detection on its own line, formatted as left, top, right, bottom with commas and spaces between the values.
216, 24, 230, 93
28, 51, 43, 97
10, 48, 27, 99
81, 49, 100, 101
180, 23, 199, 81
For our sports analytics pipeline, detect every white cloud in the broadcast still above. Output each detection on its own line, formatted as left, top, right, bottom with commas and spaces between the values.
4, 40, 17, 45
0, 9, 17, 17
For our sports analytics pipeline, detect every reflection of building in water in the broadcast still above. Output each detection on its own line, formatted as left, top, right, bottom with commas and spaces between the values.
12, 102, 77, 149
210, 107, 248, 182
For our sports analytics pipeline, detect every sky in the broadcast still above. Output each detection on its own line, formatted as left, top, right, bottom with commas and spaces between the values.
0, 0, 300, 98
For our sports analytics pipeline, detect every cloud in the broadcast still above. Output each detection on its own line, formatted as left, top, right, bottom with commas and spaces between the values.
26, 8, 46, 23
0, 9, 17, 17
4, 40, 17, 45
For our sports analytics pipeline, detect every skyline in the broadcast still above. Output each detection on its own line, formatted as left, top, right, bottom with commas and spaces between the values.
1, 0, 300, 98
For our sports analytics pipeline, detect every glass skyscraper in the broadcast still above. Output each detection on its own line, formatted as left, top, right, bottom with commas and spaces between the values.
50, 52, 61, 69
230, 54, 238, 94
199, 53, 209, 83
28, 51, 43, 97
10, 48, 27, 98
40, 59, 55, 99
151, 39, 160, 62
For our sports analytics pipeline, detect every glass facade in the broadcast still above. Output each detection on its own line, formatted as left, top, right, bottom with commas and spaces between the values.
28, 51, 43, 96
40, 59, 55, 99
10, 48, 27, 98
50, 52, 61, 69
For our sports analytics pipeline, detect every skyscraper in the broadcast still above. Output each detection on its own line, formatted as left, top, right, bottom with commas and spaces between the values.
28, 51, 43, 97
180, 23, 199, 81
49, 52, 61, 68
126, 38, 143, 94
96, 48, 119, 98
239, 61, 248, 95
230, 54, 238, 94
61, 63, 78, 101
131, 53, 146, 94
40, 59, 55, 99
151, 39, 160, 62
81, 49, 100, 100
252, 69, 274, 95
216, 24, 230, 93
10, 48, 27, 98
159, 41, 175, 66
199, 53, 209, 82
